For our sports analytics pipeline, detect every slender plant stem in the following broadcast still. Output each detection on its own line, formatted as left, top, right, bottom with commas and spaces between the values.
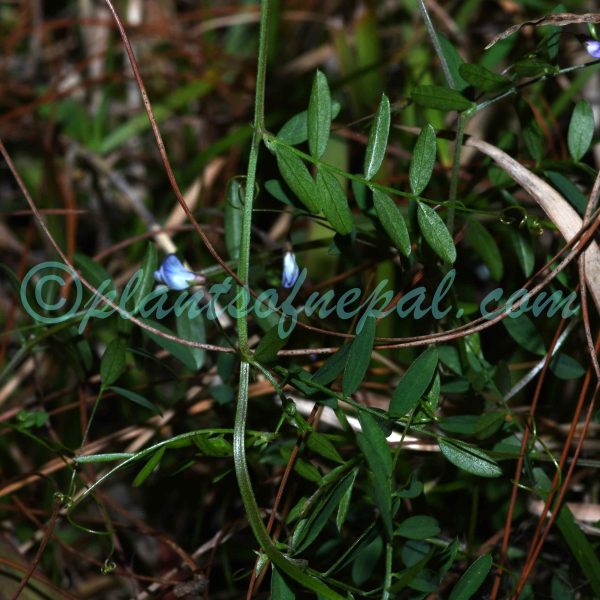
67, 388, 105, 498
416, 0, 455, 89
446, 111, 467, 232
382, 542, 393, 600
231, 2, 343, 597
473, 59, 600, 116
236, 0, 269, 354
233, 361, 344, 599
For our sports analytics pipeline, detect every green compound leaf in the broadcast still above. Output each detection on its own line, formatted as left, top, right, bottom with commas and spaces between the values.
141, 318, 199, 371
448, 554, 493, 600
277, 101, 341, 146
389, 347, 438, 417
551, 573, 574, 600
313, 343, 351, 386
437, 33, 469, 91
372, 189, 411, 256
308, 69, 331, 159
502, 313, 546, 356
133, 446, 165, 487
397, 474, 424, 499
108, 386, 162, 415
389, 547, 435, 593
336, 467, 358, 531
475, 411, 505, 440
546, 170, 587, 215
352, 535, 383, 586
439, 415, 479, 436
176, 308, 206, 370
292, 470, 357, 554
275, 145, 319, 213
438, 438, 502, 478
550, 353, 586, 380
16, 410, 49, 430
534, 469, 600, 598
255, 324, 288, 363
75, 253, 116, 294
265, 179, 296, 206
271, 567, 296, 600
458, 63, 511, 92
523, 119, 543, 163
194, 433, 233, 457
505, 227, 534, 277
129, 243, 157, 316
100, 338, 127, 388
411, 85, 474, 112
568, 100, 594, 161
417, 201, 457, 264
409, 124, 437, 196
396, 516, 441, 540
356, 411, 393, 538
306, 432, 343, 463
465, 219, 503, 280
343, 316, 377, 396
514, 58, 557, 77
293, 457, 322, 483
358, 414, 392, 479
225, 178, 244, 261
364, 93, 391, 180
316, 168, 354, 235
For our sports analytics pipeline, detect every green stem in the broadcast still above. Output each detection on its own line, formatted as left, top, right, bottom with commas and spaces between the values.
232, 3, 344, 597
67, 386, 106, 499
416, 0, 455, 89
446, 111, 467, 233
382, 542, 393, 600
234, 363, 344, 599
473, 60, 600, 117
236, 0, 269, 355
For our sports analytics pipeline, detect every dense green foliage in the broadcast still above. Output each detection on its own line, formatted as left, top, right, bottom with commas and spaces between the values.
1, 1, 599, 598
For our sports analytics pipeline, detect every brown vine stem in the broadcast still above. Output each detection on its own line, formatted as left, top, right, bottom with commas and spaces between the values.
1, 119, 598, 365
0, 136, 232, 354
101, 0, 358, 343
245, 403, 321, 598
489, 315, 569, 600
510, 170, 600, 598
279, 203, 600, 355
10, 498, 61, 600
514, 375, 600, 597
4, 9, 599, 366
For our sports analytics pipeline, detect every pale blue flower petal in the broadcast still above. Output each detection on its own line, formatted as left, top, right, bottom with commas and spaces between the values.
584, 40, 600, 59
155, 255, 200, 291
282, 252, 300, 288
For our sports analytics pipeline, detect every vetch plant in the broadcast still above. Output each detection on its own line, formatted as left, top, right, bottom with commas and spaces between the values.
1, 2, 600, 600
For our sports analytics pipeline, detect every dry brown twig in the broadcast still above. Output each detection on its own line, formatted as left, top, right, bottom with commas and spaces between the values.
485, 12, 600, 49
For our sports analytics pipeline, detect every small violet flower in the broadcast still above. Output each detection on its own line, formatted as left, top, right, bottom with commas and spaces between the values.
584, 40, 600, 59
281, 251, 300, 288
154, 254, 204, 290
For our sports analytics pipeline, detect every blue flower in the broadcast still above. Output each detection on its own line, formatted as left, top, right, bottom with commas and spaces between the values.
282, 251, 300, 288
154, 255, 204, 290
584, 40, 600, 58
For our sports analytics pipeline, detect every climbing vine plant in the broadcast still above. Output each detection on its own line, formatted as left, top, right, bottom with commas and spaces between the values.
1, 2, 600, 599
